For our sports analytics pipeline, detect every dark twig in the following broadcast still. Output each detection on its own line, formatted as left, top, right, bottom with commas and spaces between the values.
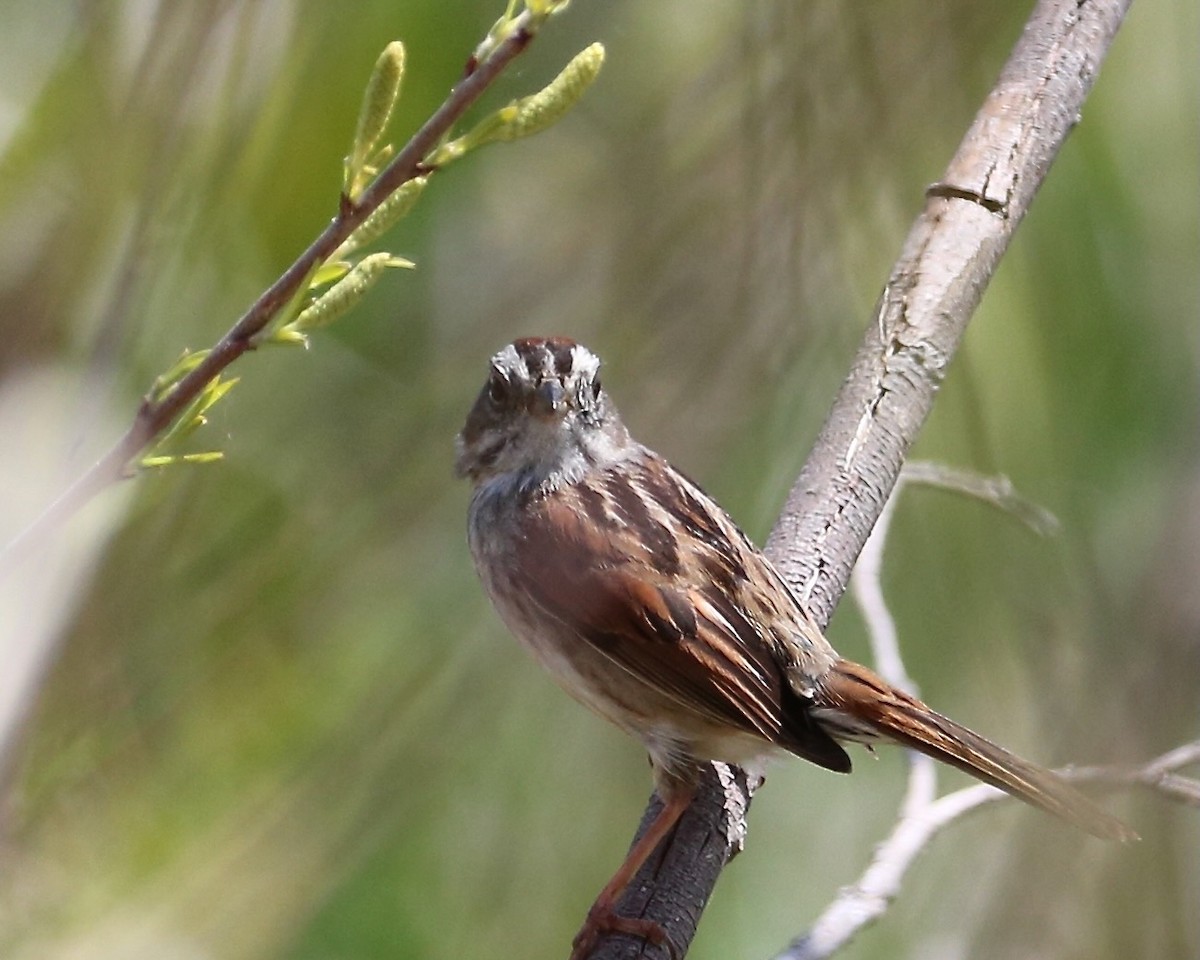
0, 13, 538, 576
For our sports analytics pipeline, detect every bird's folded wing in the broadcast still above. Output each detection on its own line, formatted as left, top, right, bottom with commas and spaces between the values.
514, 491, 850, 772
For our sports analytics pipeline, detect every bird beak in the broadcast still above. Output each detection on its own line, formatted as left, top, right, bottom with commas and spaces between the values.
532, 380, 567, 418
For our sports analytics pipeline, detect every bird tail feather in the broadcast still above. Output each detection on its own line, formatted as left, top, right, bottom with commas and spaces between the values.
812, 658, 1136, 842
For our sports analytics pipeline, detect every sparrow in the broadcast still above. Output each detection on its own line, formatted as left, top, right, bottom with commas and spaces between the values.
455, 336, 1134, 958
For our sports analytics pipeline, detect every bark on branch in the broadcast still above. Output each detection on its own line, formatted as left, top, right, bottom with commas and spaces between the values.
0, 14, 538, 578
584, 1, 1134, 957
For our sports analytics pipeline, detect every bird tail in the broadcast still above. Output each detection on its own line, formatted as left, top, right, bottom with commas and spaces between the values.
811, 658, 1137, 842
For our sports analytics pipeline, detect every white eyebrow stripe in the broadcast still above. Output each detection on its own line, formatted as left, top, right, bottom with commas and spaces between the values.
570, 343, 601, 382
490, 344, 522, 376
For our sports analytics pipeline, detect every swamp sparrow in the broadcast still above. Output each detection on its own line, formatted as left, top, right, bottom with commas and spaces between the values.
455, 336, 1133, 958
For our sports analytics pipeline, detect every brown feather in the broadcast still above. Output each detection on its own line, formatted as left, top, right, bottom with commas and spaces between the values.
461, 336, 1135, 958
506, 461, 850, 774
814, 659, 1136, 841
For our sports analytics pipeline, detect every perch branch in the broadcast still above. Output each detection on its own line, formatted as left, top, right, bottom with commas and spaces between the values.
583, 1, 1134, 957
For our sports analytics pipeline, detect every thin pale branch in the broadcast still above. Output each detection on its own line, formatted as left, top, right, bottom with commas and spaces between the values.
778, 462, 1188, 960
775, 741, 1199, 960
585, 1, 1135, 957
852, 461, 1062, 698
901, 462, 1059, 537
851, 480, 915, 695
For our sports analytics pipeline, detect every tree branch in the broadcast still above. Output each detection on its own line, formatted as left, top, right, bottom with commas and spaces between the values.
584, 1, 1134, 957
0, 11, 539, 576
774, 465, 1188, 959
775, 740, 1199, 960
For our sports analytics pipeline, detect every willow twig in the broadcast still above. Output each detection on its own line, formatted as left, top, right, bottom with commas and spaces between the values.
0, 11, 541, 576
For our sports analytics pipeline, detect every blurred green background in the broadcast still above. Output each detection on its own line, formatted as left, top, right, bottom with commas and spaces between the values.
0, 1, 1196, 958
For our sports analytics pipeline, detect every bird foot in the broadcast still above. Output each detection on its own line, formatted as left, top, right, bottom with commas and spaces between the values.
569, 902, 675, 960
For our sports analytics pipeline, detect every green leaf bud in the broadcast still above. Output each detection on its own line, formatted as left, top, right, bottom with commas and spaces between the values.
335, 176, 429, 259
346, 41, 406, 199
493, 42, 603, 142
289, 253, 413, 334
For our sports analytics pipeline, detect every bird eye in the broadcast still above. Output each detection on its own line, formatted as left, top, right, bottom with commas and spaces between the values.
487, 374, 509, 405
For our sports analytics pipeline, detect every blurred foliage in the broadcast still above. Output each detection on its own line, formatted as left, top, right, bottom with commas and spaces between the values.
0, 2, 1197, 960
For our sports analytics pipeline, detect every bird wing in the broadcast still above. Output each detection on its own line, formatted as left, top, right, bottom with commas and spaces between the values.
509, 454, 850, 773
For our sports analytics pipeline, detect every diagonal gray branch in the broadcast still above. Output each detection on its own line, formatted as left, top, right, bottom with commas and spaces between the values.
584, 1, 1134, 957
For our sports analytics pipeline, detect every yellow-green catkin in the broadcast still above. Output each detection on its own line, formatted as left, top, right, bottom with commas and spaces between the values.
291, 253, 413, 335
493, 42, 603, 142
336, 176, 429, 258
346, 41, 406, 197
526, 0, 572, 20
